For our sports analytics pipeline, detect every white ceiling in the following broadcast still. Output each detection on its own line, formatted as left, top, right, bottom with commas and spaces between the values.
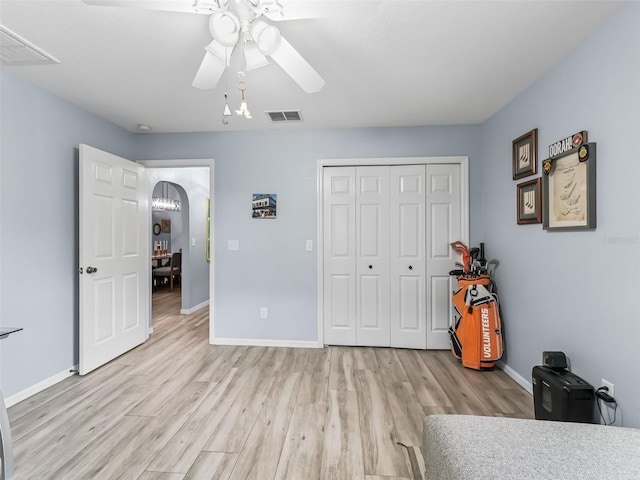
0, 0, 628, 133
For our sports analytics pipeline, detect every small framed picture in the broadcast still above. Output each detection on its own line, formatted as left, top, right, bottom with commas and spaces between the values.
513, 128, 538, 180
252, 193, 277, 219
517, 178, 541, 225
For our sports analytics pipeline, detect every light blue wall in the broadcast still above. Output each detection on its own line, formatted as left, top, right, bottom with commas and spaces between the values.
0, 68, 136, 397
479, 3, 640, 426
132, 127, 482, 342
152, 182, 181, 255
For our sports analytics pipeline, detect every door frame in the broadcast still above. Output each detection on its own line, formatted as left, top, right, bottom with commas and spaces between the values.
316, 156, 469, 347
138, 158, 215, 344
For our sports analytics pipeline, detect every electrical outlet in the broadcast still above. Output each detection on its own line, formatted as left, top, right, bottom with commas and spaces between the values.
260, 307, 268, 319
601, 379, 615, 398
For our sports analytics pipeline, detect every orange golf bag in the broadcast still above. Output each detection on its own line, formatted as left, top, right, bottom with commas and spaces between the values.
449, 242, 503, 370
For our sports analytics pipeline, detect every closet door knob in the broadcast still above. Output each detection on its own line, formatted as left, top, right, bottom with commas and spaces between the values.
408, 265, 413, 270
368, 265, 373, 269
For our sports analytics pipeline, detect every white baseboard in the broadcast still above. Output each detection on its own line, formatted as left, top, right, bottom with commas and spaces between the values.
5, 365, 77, 407
497, 361, 533, 394
213, 337, 323, 349
180, 300, 209, 315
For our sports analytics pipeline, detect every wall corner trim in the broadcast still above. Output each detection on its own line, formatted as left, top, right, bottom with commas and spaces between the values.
5, 366, 78, 407
497, 361, 533, 395
180, 300, 209, 315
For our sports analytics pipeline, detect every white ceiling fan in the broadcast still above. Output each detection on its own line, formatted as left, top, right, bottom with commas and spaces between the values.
82, 0, 326, 94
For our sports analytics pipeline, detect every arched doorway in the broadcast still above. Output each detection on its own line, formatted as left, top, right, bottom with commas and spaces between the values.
151, 181, 189, 320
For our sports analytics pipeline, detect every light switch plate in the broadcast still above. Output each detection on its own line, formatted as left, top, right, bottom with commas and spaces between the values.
305, 240, 313, 251
228, 240, 239, 251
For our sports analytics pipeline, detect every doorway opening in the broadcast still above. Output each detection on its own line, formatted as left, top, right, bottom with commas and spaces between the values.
139, 160, 214, 342
151, 181, 188, 316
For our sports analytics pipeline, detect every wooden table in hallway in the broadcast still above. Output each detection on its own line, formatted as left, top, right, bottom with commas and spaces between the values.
152, 253, 171, 268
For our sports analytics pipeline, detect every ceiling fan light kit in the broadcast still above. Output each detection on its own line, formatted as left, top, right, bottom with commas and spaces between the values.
243, 41, 270, 71
209, 11, 240, 47
249, 19, 281, 56
83, 0, 325, 124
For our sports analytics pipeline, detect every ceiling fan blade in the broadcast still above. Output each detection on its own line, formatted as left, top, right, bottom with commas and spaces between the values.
192, 51, 225, 89
262, 0, 327, 21
269, 36, 325, 93
204, 39, 234, 64
82, 0, 201, 14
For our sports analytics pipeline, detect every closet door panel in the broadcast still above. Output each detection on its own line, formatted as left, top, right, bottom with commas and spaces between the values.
323, 167, 357, 345
355, 166, 390, 346
426, 164, 462, 349
390, 165, 427, 349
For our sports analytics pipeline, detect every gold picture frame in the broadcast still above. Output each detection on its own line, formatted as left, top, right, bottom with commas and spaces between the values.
206, 196, 211, 262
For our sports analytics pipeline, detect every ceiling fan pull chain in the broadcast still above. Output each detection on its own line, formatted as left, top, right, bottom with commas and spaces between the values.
236, 72, 252, 119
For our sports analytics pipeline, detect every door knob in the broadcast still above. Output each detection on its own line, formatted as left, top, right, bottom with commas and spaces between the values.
86, 266, 98, 274
368, 265, 373, 269
409, 265, 413, 270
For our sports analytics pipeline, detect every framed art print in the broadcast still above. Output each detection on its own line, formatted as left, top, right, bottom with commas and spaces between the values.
542, 143, 596, 231
252, 194, 277, 219
517, 178, 541, 225
513, 128, 538, 180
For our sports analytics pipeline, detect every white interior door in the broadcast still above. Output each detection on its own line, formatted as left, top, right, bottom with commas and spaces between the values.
356, 167, 390, 346
390, 165, 426, 349
323, 167, 356, 345
426, 163, 462, 349
79, 144, 149, 375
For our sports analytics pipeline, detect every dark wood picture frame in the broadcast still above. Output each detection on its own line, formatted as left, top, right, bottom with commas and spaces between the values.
512, 128, 538, 180
517, 178, 542, 225
542, 143, 596, 231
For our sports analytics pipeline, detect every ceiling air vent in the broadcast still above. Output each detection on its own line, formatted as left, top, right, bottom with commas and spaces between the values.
0, 25, 60, 66
266, 110, 303, 123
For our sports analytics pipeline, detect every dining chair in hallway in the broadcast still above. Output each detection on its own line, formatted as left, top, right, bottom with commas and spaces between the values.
153, 252, 182, 291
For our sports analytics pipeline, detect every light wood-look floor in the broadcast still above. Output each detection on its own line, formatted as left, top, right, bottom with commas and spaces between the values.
9, 288, 533, 480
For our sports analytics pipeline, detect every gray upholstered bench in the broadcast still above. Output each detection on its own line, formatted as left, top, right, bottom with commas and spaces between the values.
423, 414, 640, 480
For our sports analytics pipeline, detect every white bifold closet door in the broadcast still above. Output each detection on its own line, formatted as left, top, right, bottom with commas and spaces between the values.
323, 165, 422, 348
323, 163, 460, 349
